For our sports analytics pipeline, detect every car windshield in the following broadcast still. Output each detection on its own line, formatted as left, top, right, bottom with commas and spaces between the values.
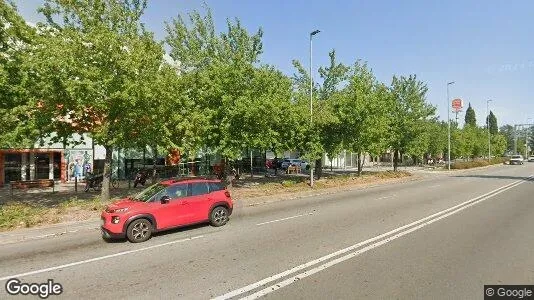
132, 183, 166, 202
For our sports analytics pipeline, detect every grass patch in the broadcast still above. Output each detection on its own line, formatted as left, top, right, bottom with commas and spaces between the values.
58, 196, 108, 212
451, 158, 507, 170
281, 180, 298, 187
1, 196, 114, 231
0, 202, 47, 230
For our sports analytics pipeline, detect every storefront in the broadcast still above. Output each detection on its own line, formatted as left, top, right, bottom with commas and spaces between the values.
0, 149, 65, 186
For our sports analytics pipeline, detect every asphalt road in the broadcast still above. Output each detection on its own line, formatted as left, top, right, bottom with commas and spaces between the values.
1, 163, 533, 299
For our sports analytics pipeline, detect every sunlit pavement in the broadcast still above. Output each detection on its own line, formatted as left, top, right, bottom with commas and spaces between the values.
1, 163, 533, 299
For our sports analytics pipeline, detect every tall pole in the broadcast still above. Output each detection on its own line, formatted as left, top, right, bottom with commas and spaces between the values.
447, 81, 455, 170
514, 125, 518, 154
527, 118, 532, 158
309, 30, 320, 187
486, 100, 492, 161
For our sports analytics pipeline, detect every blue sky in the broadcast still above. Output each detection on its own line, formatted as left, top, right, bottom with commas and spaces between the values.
15, 0, 534, 127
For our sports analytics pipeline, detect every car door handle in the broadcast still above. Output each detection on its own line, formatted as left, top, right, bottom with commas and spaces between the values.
180, 201, 189, 205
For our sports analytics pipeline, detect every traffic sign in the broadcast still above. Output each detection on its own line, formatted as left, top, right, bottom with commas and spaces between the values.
452, 98, 463, 112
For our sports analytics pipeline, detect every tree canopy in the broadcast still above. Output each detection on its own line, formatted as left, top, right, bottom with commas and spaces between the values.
464, 103, 477, 127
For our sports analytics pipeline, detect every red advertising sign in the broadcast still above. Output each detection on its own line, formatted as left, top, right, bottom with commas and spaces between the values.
452, 98, 463, 112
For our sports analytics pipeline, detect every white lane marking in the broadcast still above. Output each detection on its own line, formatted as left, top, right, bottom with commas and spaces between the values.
428, 184, 441, 188
377, 195, 396, 200
214, 176, 532, 300
239, 177, 529, 299
0, 235, 204, 282
256, 213, 314, 226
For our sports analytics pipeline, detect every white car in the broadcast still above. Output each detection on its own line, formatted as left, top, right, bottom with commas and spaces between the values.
528, 156, 534, 162
281, 159, 309, 170
509, 155, 524, 165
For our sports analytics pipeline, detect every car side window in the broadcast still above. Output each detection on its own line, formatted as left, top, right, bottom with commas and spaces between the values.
208, 182, 224, 193
190, 183, 210, 196
165, 184, 188, 200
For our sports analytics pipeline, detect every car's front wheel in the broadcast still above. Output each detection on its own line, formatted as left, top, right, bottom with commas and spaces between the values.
126, 218, 152, 243
210, 206, 229, 227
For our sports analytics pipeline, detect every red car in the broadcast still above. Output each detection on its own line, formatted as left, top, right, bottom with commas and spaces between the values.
101, 177, 233, 243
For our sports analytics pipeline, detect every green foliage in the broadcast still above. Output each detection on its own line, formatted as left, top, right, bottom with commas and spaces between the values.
0, 1, 39, 147
491, 134, 507, 156
487, 111, 498, 135
388, 75, 436, 169
464, 103, 477, 127
426, 120, 448, 157
289, 50, 348, 162
333, 61, 391, 167
165, 5, 263, 69
450, 158, 506, 170
165, 6, 291, 160
499, 124, 515, 152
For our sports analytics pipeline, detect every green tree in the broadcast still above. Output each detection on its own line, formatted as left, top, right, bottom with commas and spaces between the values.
290, 50, 349, 179
499, 124, 515, 153
491, 134, 507, 157
166, 6, 293, 166
388, 75, 436, 171
426, 120, 448, 159
487, 111, 498, 135
464, 102, 477, 127
0, 0, 38, 147
31, 0, 165, 201
334, 61, 391, 175
165, 5, 263, 70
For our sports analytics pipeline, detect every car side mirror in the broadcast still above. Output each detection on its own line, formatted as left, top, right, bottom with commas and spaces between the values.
160, 195, 171, 204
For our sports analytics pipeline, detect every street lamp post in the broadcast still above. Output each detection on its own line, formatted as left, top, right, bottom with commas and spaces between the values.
309, 29, 320, 187
447, 81, 455, 170
527, 118, 532, 158
486, 99, 492, 161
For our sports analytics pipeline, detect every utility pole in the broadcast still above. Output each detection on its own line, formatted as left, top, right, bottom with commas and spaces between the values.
486, 100, 492, 161
514, 125, 518, 154
446, 81, 455, 170
309, 29, 320, 187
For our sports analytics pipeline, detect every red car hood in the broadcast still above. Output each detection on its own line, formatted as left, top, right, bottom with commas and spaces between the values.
105, 198, 145, 211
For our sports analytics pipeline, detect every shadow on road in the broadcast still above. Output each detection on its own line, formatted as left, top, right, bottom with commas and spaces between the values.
151, 223, 209, 239
453, 175, 534, 181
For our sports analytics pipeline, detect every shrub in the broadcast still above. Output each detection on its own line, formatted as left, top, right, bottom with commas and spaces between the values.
450, 158, 506, 170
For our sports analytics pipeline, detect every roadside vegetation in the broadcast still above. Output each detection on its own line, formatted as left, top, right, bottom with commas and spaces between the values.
0, 171, 411, 231
450, 158, 508, 170
2, 0, 529, 205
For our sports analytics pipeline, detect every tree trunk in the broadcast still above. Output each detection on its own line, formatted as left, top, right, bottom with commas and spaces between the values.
250, 150, 253, 178
101, 145, 112, 202
357, 151, 362, 176
393, 149, 399, 172
315, 157, 323, 179
151, 146, 158, 184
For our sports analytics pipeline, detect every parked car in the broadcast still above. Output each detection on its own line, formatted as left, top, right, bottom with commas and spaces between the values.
509, 155, 524, 165
281, 159, 309, 170
528, 156, 534, 162
100, 177, 233, 243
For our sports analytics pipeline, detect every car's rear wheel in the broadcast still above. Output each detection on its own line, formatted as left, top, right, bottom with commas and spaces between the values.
126, 219, 152, 243
210, 206, 229, 227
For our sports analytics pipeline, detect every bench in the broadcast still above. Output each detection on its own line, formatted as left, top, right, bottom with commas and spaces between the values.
10, 179, 55, 196
286, 165, 301, 174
